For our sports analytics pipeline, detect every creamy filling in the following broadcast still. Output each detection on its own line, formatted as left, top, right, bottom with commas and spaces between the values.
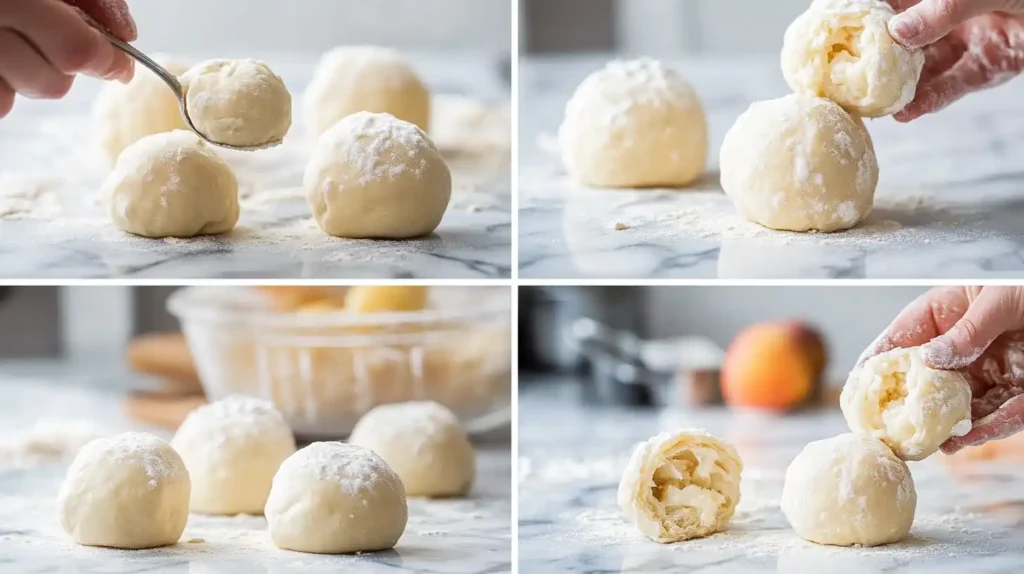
651, 447, 729, 527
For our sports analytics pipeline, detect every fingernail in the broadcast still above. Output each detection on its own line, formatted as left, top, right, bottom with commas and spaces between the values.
889, 12, 925, 48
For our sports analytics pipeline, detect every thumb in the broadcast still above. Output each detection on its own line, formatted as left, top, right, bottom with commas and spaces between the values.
920, 287, 1023, 370
888, 0, 1012, 49
941, 394, 1024, 454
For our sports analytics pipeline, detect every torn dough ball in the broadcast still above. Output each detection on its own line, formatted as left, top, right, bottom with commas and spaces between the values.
57, 432, 190, 549
720, 94, 878, 232
618, 429, 742, 543
181, 59, 292, 148
782, 0, 924, 117
559, 58, 708, 188
782, 433, 916, 546
842, 346, 972, 461
106, 130, 239, 238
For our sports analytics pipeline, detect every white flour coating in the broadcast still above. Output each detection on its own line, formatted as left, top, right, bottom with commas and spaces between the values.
280, 442, 399, 497
0, 174, 61, 220
176, 395, 290, 450
323, 112, 434, 186
0, 419, 106, 469
90, 432, 187, 489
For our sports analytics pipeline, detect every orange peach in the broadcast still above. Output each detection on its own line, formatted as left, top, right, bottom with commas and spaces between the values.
721, 321, 826, 411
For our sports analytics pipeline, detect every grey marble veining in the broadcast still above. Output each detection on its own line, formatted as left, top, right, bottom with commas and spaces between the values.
519, 377, 1024, 573
519, 56, 1024, 279
0, 53, 511, 279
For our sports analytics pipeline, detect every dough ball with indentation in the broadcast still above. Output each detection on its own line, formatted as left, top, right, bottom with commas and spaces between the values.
94, 55, 189, 164
171, 395, 295, 515
304, 111, 451, 239
720, 94, 878, 232
306, 46, 430, 138
782, 433, 916, 546
180, 59, 292, 148
106, 130, 239, 238
559, 58, 707, 188
617, 429, 742, 543
842, 346, 972, 461
349, 401, 475, 497
265, 442, 408, 554
782, 0, 924, 118
57, 432, 190, 549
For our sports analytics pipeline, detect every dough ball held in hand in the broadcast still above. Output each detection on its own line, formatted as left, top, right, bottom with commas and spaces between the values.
842, 346, 972, 461
265, 442, 408, 554
720, 94, 878, 232
782, 0, 924, 118
106, 130, 239, 238
618, 429, 742, 543
57, 432, 190, 549
180, 59, 292, 148
304, 112, 451, 239
306, 46, 430, 138
171, 395, 296, 515
349, 401, 475, 497
94, 55, 189, 164
782, 433, 916, 547
559, 58, 707, 188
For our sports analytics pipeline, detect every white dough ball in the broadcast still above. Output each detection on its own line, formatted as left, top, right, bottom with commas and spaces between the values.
171, 395, 296, 515
559, 58, 708, 188
304, 111, 451, 239
106, 130, 240, 238
57, 432, 190, 549
349, 401, 475, 497
782, 0, 924, 118
180, 59, 292, 148
617, 429, 743, 543
842, 346, 972, 461
94, 55, 188, 164
265, 442, 408, 554
305, 46, 430, 137
720, 94, 879, 232
781, 433, 916, 546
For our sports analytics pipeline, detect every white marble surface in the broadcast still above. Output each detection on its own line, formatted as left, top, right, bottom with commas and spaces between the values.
519, 56, 1024, 279
0, 371, 512, 573
0, 52, 511, 279
519, 377, 1024, 573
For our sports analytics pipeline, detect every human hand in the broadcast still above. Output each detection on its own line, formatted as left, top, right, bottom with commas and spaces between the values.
886, 0, 1024, 121
856, 286, 1024, 454
0, 0, 137, 119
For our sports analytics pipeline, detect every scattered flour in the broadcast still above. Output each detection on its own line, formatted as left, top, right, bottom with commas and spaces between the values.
0, 419, 107, 469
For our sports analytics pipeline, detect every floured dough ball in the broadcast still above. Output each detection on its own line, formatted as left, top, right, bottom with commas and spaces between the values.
306, 46, 430, 137
171, 395, 295, 515
57, 432, 190, 549
781, 433, 916, 546
344, 286, 430, 313
782, 0, 924, 117
180, 59, 292, 148
94, 55, 188, 164
559, 58, 708, 188
617, 429, 742, 543
106, 130, 239, 238
720, 94, 878, 232
842, 346, 972, 461
349, 401, 475, 497
304, 111, 451, 239
265, 442, 407, 554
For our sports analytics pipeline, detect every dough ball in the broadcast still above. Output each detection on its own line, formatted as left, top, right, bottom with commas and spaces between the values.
720, 94, 878, 232
349, 401, 475, 497
57, 432, 190, 549
781, 433, 916, 546
304, 111, 451, 239
782, 0, 924, 118
617, 429, 742, 543
559, 58, 708, 188
305, 46, 430, 138
171, 395, 296, 515
842, 346, 972, 461
180, 59, 292, 148
265, 442, 407, 554
94, 55, 189, 164
344, 286, 430, 313
106, 130, 240, 238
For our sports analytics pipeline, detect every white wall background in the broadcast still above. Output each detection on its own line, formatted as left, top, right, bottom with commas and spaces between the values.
128, 0, 512, 54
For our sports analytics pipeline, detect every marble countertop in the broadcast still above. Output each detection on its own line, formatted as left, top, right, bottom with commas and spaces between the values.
0, 370, 512, 573
0, 52, 511, 279
518, 377, 1024, 573
519, 56, 1024, 279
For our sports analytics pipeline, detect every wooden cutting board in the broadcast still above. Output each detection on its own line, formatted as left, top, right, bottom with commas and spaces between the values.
124, 392, 206, 430
126, 332, 203, 394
